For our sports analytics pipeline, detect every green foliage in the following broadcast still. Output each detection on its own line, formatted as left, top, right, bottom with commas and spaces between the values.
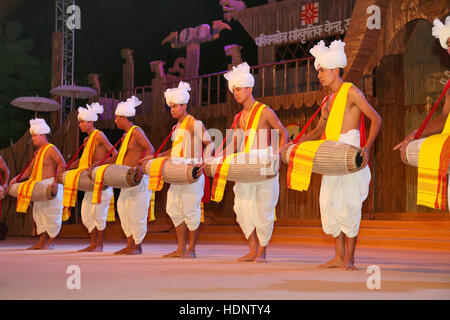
0, 21, 50, 149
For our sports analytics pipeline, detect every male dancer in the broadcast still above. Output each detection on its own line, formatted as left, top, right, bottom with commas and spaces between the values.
65, 103, 117, 252
220, 62, 289, 263
288, 40, 381, 270
145, 81, 214, 259
103, 96, 154, 255
10, 119, 66, 249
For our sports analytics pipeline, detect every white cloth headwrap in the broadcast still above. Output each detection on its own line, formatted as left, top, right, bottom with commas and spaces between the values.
78, 102, 104, 122
432, 17, 450, 49
224, 62, 255, 93
29, 118, 50, 135
310, 40, 347, 70
164, 81, 191, 106
115, 96, 142, 117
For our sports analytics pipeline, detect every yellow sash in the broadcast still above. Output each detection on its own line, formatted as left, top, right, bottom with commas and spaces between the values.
92, 126, 139, 222
211, 102, 266, 202
288, 82, 353, 191
116, 126, 138, 165
210, 153, 237, 202
417, 115, 450, 210
17, 144, 54, 213
147, 116, 195, 221
91, 163, 116, 221
171, 115, 194, 158
63, 130, 99, 209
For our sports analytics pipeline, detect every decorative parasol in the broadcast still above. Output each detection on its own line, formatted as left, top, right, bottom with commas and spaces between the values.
50, 85, 98, 101
11, 96, 61, 117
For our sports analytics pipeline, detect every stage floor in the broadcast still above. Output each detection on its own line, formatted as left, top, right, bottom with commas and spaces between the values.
0, 238, 449, 300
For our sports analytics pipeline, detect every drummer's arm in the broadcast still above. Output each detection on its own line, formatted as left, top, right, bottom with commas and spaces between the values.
135, 128, 155, 159
10, 157, 35, 184
394, 92, 450, 150
98, 133, 118, 162
264, 108, 288, 153
152, 148, 172, 158
349, 87, 382, 164
49, 146, 67, 179
299, 110, 327, 143
67, 159, 79, 170
417, 91, 450, 138
195, 122, 215, 160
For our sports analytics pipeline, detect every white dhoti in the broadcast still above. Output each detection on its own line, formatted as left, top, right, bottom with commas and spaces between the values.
167, 172, 204, 231
32, 178, 63, 238
81, 187, 114, 233
233, 174, 279, 247
117, 175, 151, 245
319, 129, 371, 238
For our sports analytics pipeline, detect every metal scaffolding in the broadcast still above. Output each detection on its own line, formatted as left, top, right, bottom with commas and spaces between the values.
55, 0, 76, 119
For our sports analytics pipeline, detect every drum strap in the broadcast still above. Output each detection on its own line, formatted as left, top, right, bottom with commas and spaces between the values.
293, 95, 329, 144
415, 80, 450, 139
287, 83, 352, 192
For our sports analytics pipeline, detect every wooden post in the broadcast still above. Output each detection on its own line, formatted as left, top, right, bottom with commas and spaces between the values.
307, 59, 311, 92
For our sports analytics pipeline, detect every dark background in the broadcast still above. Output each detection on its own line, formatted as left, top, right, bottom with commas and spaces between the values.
0, 0, 271, 148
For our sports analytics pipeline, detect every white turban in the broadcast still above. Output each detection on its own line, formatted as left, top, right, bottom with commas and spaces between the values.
310, 40, 347, 71
29, 118, 50, 135
432, 17, 450, 49
115, 96, 142, 117
224, 62, 255, 93
164, 81, 191, 106
77, 102, 104, 122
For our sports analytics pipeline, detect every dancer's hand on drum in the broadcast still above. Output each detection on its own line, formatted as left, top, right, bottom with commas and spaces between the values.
393, 130, 417, 150
360, 146, 370, 168
50, 181, 58, 195
9, 176, 18, 186
280, 141, 293, 155
139, 154, 154, 166
86, 166, 95, 180
194, 162, 205, 179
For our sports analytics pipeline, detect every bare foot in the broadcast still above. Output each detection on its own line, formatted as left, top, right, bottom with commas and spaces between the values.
92, 245, 103, 252
78, 244, 97, 252
236, 252, 258, 262
27, 242, 46, 250
343, 257, 357, 271
163, 249, 185, 258
44, 242, 54, 250
183, 250, 196, 259
254, 246, 267, 263
114, 246, 131, 255
126, 245, 142, 255
318, 258, 345, 268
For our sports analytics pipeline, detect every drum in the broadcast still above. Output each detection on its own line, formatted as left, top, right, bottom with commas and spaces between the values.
57, 169, 106, 192
399, 138, 450, 173
90, 164, 143, 188
205, 148, 279, 183
281, 140, 366, 176
143, 158, 199, 185
8, 180, 57, 201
